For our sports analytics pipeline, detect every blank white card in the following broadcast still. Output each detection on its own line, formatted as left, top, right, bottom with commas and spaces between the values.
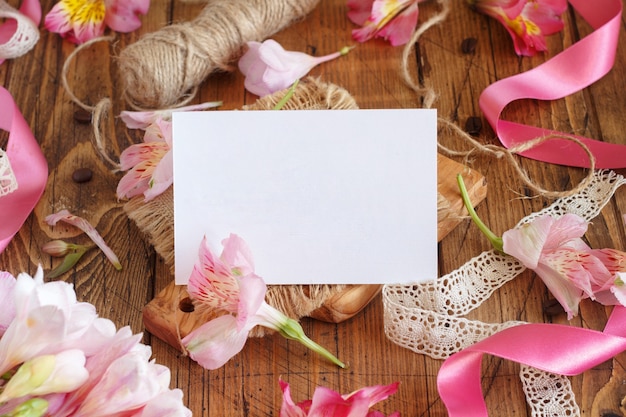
173, 109, 437, 285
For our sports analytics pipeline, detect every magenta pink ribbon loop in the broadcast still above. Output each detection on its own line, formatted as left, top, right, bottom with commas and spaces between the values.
480, 0, 624, 168
437, 306, 626, 417
0, 86, 48, 253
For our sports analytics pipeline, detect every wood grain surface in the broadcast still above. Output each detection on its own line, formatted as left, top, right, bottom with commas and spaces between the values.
2, 0, 626, 416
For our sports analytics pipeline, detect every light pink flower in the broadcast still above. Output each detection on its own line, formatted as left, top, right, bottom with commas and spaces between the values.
46, 209, 122, 270
238, 40, 352, 97
502, 214, 626, 318
0, 267, 99, 375
117, 117, 173, 202
458, 174, 626, 319
279, 379, 401, 417
44, 0, 150, 44
468, 0, 567, 56
0, 267, 191, 417
347, 0, 423, 46
183, 234, 345, 370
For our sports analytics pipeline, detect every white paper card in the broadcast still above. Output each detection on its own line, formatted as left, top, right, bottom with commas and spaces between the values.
173, 109, 437, 285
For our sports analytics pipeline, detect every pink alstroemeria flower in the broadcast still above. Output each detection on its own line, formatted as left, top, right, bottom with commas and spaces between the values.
458, 174, 626, 319
279, 379, 401, 417
182, 234, 345, 370
501, 214, 618, 318
117, 116, 173, 202
347, 0, 424, 46
238, 39, 352, 97
468, 0, 567, 56
44, 0, 150, 44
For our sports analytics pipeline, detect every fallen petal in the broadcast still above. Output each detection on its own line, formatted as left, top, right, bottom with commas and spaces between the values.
45, 210, 122, 270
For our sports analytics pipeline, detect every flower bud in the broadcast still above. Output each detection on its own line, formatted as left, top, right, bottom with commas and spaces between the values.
41, 240, 70, 257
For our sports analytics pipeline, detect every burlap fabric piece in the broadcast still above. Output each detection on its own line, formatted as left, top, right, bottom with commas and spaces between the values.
124, 77, 380, 325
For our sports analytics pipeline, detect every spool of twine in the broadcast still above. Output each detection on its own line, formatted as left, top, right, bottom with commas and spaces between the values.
118, 0, 320, 109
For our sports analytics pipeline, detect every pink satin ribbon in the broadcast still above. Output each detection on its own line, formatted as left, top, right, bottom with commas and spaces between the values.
480, 0, 624, 168
0, 0, 46, 254
0, 87, 48, 253
438, 306, 626, 417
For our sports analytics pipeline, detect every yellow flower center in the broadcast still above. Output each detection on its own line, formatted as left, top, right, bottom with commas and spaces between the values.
60, 0, 106, 24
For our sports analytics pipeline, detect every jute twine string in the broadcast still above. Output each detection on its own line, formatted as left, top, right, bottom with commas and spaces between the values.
398, 0, 595, 199
118, 0, 320, 110
438, 120, 596, 199
61, 35, 121, 170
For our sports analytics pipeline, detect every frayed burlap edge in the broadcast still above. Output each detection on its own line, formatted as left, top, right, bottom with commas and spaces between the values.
125, 77, 375, 326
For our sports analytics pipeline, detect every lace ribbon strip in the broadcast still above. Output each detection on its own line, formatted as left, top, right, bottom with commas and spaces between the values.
0, 0, 41, 64
480, 0, 625, 168
382, 171, 626, 417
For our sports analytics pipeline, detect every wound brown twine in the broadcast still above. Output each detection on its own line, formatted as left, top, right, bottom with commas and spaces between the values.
398, 0, 595, 199
118, 0, 320, 110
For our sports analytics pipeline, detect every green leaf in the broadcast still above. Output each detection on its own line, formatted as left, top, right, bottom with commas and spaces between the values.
48, 250, 86, 279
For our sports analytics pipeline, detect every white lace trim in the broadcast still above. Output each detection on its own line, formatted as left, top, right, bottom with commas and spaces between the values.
0, 149, 18, 197
0, 1, 40, 61
383, 170, 626, 417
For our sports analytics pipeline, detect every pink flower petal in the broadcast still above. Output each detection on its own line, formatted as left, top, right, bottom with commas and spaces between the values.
236, 274, 267, 330
104, 0, 150, 33
116, 159, 157, 199
142, 151, 173, 202
610, 273, 626, 306
502, 215, 554, 269
279, 379, 308, 417
344, 381, 400, 407
347, 0, 375, 25
220, 233, 255, 276
182, 315, 252, 370
45, 210, 122, 270
375, 2, 419, 46
118, 142, 169, 171
187, 236, 242, 314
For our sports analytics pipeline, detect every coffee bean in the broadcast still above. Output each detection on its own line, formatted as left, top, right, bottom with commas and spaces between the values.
72, 167, 93, 183
73, 109, 92, 124
461, 37, 478, 54
464, 116, 482, 136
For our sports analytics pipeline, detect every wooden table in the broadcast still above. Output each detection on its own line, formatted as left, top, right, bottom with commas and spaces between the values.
2, 0, 626, 415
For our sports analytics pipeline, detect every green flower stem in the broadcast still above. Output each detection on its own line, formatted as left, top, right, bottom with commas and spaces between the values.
278, 317, 346, 368
457, 174, 503, 252
272, 79, 300, 110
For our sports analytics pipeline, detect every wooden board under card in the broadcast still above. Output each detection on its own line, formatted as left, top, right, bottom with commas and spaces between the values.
143, 154, 487, 350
